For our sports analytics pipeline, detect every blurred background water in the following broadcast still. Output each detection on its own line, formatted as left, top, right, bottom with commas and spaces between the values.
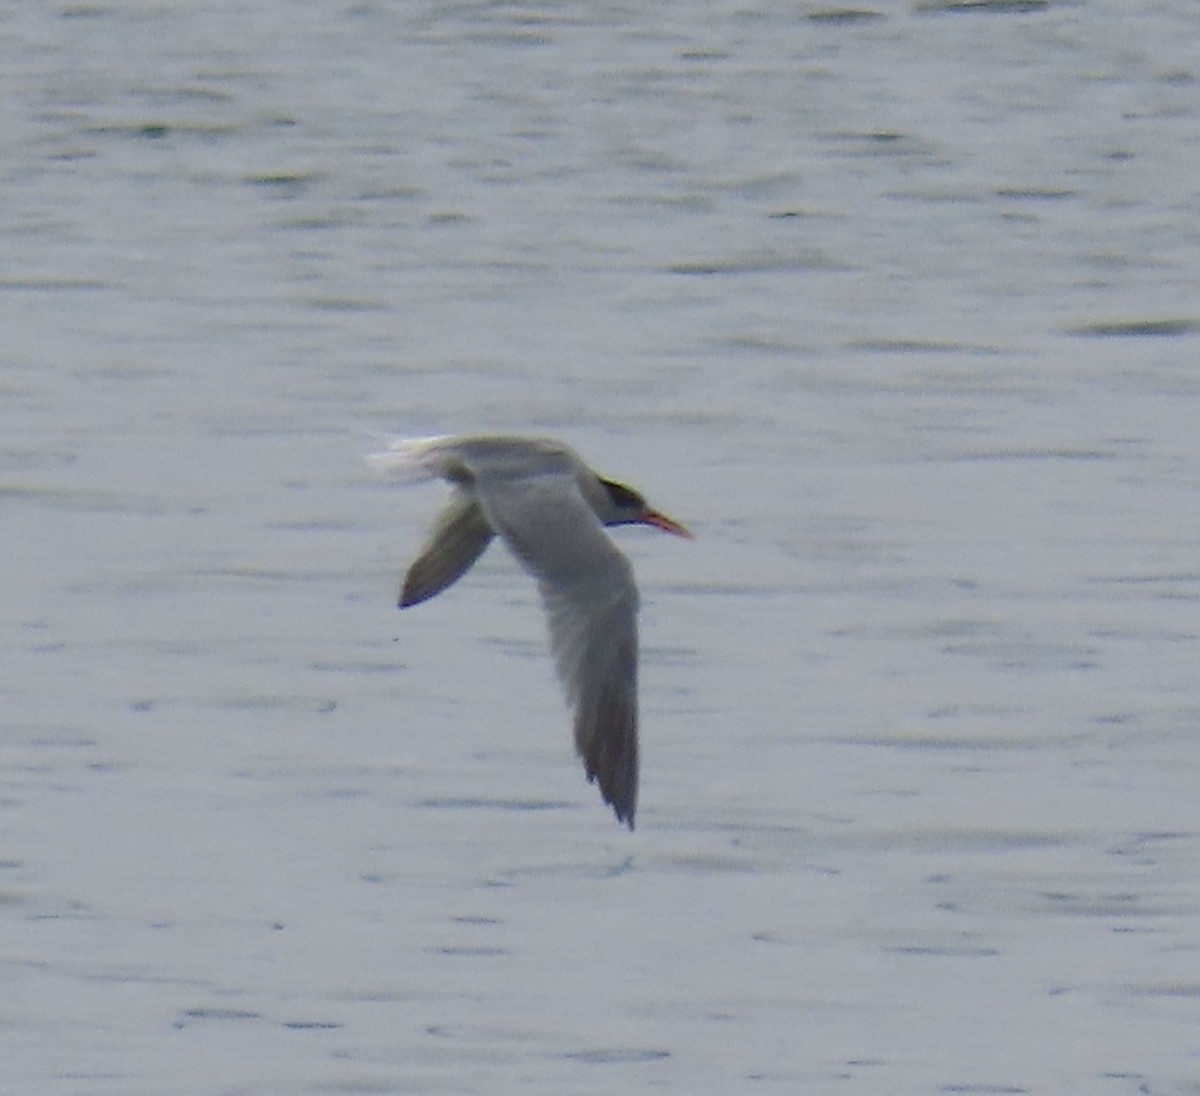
4, 1, 1200, 1093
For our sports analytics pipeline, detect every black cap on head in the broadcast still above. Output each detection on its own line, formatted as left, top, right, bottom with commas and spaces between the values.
601, 478, 645, 513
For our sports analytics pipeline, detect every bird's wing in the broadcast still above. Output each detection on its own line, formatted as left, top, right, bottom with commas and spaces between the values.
400, 489, 496, 608
477, 471, 640, 828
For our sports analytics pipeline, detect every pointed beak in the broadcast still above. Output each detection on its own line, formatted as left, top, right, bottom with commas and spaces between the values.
641, 508, 693, 539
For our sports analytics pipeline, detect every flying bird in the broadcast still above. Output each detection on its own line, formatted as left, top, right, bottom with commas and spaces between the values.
370, 434, 691, 829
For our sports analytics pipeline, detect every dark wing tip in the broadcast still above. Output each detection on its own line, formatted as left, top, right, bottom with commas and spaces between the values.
398, 573, 435, 608
586, 763, 636, 828
577, 686, 639, 831
586, 765, 637, 829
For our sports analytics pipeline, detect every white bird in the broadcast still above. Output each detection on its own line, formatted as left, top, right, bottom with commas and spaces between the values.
370, 434, 691, 829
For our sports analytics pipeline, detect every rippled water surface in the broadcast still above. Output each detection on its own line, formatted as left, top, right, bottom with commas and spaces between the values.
4, 2, 1200, 1093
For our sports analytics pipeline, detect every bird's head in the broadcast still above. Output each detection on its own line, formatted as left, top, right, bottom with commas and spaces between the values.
599, 478, 692, 538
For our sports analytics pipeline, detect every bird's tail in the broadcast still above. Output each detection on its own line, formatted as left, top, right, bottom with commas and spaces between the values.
366, 435, 452, 483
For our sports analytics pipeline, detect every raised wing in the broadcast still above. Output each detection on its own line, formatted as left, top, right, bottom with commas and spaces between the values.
477, 472, 640, 828
400, 490, 495, 608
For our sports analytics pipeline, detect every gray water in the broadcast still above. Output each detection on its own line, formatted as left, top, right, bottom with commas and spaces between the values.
4, 2, 1200, 1093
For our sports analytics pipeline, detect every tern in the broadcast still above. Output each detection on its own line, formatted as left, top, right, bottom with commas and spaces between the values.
370, 434, 691, 829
